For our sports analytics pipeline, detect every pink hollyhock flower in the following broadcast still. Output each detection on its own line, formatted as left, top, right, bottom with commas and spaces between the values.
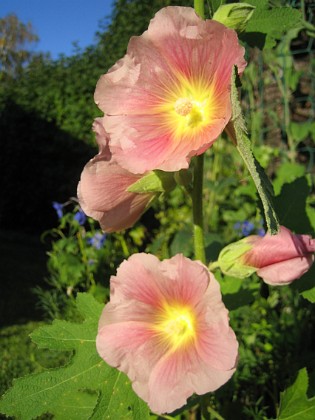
244, 226, 315, 285
217, 226, 315, 285
96, 253, 238, 414
77, 119, 155, 232
94, 6, 246, 173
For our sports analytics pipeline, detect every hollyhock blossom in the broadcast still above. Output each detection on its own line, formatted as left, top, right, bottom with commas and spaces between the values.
77, 119, 155, 232
217, 226, 315, 285
94, 6, 246, 173
96, 253, 238, 414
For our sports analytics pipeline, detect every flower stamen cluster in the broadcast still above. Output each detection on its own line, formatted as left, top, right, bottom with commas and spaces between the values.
153, 302, 196, 351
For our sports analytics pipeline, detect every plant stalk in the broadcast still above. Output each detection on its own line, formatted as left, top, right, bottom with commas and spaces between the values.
194, 0, 205, 19
192, 154, 206, 264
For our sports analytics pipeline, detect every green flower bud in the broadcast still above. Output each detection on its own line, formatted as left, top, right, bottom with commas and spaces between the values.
213, 3, 256, 32
217, 238, 257, 278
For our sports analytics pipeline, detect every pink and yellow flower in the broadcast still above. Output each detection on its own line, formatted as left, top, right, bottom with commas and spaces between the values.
217, 226, 315, 285
94, 6, 246, 173
77, 119, 155, 232
96, 253, 238, 414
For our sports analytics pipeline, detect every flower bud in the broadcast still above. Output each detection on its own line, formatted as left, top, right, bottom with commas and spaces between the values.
213, 3, 256, 32
216, 226, 315, 285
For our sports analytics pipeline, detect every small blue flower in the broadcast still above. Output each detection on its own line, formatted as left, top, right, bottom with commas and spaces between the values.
88, 232, 107, 250
234, 220, 255, 237
52, 201, 64, 219
241, 221, 255, 236
74, 210, 87, 225
257, 228, 266, 237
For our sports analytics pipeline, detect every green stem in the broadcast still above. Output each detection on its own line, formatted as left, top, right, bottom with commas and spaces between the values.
194, 0, 205, 19
118, 234, 130, 258
192, 154, 206, 264
77, 231, 95, 288
208, 406, 225, 420
208, 141, 222, 230
191, 0, 205, 263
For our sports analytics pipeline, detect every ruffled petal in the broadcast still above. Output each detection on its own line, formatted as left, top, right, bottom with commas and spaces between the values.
94, 6, 246, 173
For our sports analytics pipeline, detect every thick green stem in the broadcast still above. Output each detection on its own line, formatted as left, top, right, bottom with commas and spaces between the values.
192, 154, 206, 264
194, 0, 205, 18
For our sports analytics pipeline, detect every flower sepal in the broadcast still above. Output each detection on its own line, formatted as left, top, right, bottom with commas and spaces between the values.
127, 170, 176, 194
216, 239, 257, 278
213, 3, 256, 32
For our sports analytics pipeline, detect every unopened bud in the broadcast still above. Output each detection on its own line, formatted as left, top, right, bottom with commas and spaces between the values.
213, 3, 255, 32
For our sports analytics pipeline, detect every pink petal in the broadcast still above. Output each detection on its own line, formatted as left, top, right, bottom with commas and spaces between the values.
147, 343, 237, 414
78, 154, 153, 232
108, 254, 166, 307
94, 6, 246, 173
110, 253, 211, 308
244, 226, 315, 269
96, 254, 238, 414
257, 255, 315, 285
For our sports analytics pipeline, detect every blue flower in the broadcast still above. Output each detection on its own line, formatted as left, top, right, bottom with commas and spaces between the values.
74, 210, 87, 225
257, 228, 266, 237
52, 201, 64, 219
241, 221, 254, 236
88, 232, 107, 250
233, 220, 255, 237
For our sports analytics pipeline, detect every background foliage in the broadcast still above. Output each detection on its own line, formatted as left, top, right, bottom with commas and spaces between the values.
0, 0, 315, 419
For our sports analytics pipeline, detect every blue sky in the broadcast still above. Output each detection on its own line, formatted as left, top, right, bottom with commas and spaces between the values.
1, 0, 114, 59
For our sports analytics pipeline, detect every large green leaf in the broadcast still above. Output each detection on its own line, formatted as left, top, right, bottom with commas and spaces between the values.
278, 368, 315, 419
242, 0, 301, 49
0, 293, 150, 420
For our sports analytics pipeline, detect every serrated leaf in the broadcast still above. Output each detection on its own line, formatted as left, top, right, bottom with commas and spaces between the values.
278, 368, 315, 419
242, 1, 301, 49
53, 390, 98, 420
0, 293, 150, 420
230, 67, 280, 234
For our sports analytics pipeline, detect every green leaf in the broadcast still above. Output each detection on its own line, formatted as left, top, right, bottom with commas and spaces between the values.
278, 368, 315, 419
127, 170, 176, 194
230, 67, 280, 234
170, 229, 193, 257
273, 162, 305, 196
291, 264, 315, 303
274, 177, 313, 234
241, 1, 301, 49
0, 293, 150, 420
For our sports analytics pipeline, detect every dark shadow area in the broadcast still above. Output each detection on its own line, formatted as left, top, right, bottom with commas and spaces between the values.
0, 230, 48, 327
0, 100, 95, 234
0, 101, 95, 326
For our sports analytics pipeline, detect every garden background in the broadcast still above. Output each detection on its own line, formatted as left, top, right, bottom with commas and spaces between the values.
1, 0, 315, 419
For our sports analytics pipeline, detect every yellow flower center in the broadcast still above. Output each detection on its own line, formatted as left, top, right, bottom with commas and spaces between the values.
154, 303, 196, 351
174, 97, 205, 129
